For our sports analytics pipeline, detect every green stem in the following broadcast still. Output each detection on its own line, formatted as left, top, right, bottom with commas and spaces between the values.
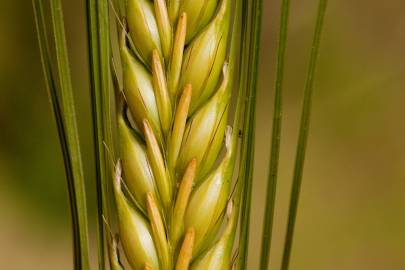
34, 0, 91, 269
281, 1, 328, 269
259, 0, 291, 268
237, 0, 264, 267
33, 1, 83, 268
86, 0, 112, 268
234, 0, 250, 264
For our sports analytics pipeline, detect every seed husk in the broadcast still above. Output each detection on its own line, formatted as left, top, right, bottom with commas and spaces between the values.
170, 158, 197, 247
154, 0, 173, 60
113, 162, 160, 270
167, 84, 192, 171
127, 0, 163, 67
121, 45, 163, 142
190, 201, 236, 270
118, 115, 158, 213
143, 119, 173, 211
183, 126, 237, 257
178, 0, 231, 114
180, 0, 220, 43
146, 193, 172, 270
151, 50, 173, 136
175, 228, 195, 270
167, 0, 180, 24
167, 13, 187, 99
183, 168, 228, 257
176, 65, 231, 181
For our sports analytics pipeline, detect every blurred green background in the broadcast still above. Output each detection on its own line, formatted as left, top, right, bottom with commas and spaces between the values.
1, 0, 404, 269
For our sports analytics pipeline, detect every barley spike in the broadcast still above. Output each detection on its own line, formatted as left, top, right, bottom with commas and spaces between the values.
112, 0, 240, 267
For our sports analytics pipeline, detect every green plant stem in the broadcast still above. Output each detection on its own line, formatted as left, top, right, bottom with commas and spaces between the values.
234, 0, 251, 265
86, 0, 112, 268
86, 0, 105, 268
281, 0, 328, 269
220, 0, 252, 264
259, 0, 290, 268
237, 0, 264, 267
33, 1, 87, 268
38, 0, 91, 269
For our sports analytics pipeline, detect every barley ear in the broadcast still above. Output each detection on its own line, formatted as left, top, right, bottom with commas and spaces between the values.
114, 0, 239, 265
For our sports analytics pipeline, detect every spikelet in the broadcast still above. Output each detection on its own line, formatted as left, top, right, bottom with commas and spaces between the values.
143, 119, 173, 212
120, 44, 162, 142
176, 64, 231, 181
113, 162, 160, 269
183, 127, 236, 257
178, 0, 231, 113
167, 13, 187, 99
170, 159, 197, 247
127, 0, 162, 67
118, 114, 158, 213
176, 228, 195, 270
190, 201, 237, 270
180, 0, 220, 43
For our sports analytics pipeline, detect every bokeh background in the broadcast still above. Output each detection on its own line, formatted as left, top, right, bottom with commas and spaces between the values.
1, 0, 404, 269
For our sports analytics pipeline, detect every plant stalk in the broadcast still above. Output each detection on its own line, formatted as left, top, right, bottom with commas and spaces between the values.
86, 0, 112, 268
281, 0, 328, 269
237, 0, 264, 266
33, 0, 91, 268
259, 0, 291, 268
